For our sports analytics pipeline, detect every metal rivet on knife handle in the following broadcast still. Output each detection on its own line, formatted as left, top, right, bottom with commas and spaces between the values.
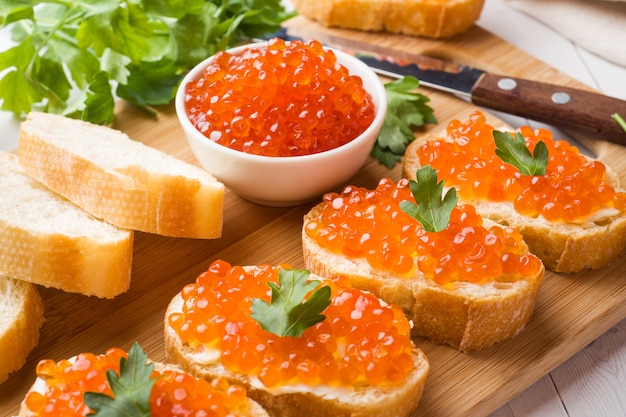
497, 78, 517, 91
471, 73, 626, 145
551, 92, 571, 104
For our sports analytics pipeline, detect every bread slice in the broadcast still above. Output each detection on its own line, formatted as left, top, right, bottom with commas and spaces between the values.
18, 112, 224, 239
163, 265, 429, 417
0, 151, 132, 298
290, 0, 485, 38
402, 110, 626, 273
18, 349, 269, 417
302, 203, 545, 352
0, 276, 44, 384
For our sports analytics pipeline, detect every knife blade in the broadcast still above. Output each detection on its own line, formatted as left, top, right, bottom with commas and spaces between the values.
271, 28, 626, 147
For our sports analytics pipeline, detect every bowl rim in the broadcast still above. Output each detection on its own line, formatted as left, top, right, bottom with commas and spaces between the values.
175, 40, 387, 165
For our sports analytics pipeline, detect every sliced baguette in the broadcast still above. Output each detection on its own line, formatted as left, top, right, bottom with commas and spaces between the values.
0, 151, 132, 298
402, 110, 626, 273
290, 0, 485, 38
18, 350, 269, 417
302, 204, 545, 352
164, 266, 429, 417
0, 276, 44, 384
18, 112, 224, 239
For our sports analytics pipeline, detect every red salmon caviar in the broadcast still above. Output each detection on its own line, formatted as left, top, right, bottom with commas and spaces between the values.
167, 260, 415, 388
24, 348, 251, 417
304, 178, 542, 285
417, 111, 626, 223
184, 38, 375, 157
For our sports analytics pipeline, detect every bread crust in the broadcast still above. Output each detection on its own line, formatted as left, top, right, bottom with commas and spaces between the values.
0, 151, 133, 298
302, 204, 545, 351
0, 277, 45, 384
402, 111, 626, 273
164, 289, 429, 417
18, 112, 224, 239
290, 0, 485, 38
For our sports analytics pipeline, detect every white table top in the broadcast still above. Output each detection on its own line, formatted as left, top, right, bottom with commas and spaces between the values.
1, 1, 625, 416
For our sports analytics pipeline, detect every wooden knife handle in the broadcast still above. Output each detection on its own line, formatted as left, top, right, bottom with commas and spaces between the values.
470, 73, 626, 146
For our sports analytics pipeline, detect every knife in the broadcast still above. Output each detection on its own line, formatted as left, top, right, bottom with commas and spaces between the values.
271, 28, 626, 147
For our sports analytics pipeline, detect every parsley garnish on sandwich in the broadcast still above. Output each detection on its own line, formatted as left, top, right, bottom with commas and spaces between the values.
493, 130, 548, 176
251, 268, 332, 337
400, 165, 458, 232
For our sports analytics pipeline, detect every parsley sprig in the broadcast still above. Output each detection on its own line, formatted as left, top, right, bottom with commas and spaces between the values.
0, 0, 294, 124
371, 76, 437, 168
493, 130, 548, 176
613, 113, 626, 133
400, 165, 458, 232
251, 269, 331, 337
83, 342, 156, 417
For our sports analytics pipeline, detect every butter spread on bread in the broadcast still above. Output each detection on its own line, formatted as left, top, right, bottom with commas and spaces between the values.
18, 112, 224, 239
0, 151, 132, 298
290, 0, 486, 38
302, 174, 545, 351
0, 276, 44, 384
164, 261, 429, 417
403, 110, 626, 272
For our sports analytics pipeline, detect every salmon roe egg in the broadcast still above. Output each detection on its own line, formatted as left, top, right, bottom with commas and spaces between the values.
24, 348, 251, 417
304, 178, 542, 285
417, 111, 626, 223
184, 38, 376, 157
167, 260, 415, 388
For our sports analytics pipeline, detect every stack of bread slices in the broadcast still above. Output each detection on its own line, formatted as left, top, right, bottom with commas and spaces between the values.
0, 112, 225, 383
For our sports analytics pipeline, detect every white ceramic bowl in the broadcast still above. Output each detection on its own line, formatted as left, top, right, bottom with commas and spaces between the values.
176, 41, 387, 207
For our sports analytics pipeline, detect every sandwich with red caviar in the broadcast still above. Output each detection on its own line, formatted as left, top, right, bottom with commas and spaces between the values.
164, 260, 429, 417
302, 166, 545, 351
19, 343, 268, 417
403, 110, 626, 272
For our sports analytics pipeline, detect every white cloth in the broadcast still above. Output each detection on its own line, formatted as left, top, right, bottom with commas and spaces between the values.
504, 0, 626, 67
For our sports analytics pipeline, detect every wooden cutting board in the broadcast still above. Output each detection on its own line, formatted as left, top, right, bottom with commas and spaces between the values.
1, 15, 625, 417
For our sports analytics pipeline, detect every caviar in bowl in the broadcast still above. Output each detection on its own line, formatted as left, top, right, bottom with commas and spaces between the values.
175, 38, 387, 206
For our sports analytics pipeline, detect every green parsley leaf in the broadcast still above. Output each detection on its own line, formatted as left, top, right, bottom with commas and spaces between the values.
167, 4, 225, 68
0, 41, 42, 115
81, 72, 117, 125
142, 0, 206, 19
0, 2, 33, 26
83, 342, 157, 417
493, 130, 548, 176
400, 165, 458, 232
116, 58, 181, 113
371, 76, 437, 169
75, 3, 152, 64
48, 37, 101, 91
251, 269, 331, 337
0, 0, 294, 123
612, 113, 626, 133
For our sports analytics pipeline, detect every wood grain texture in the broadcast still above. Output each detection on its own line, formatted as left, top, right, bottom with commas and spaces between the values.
1, 16, 625, 417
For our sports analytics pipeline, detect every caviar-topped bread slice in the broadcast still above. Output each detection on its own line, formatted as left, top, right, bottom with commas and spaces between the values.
19, 343, 268, 417
302, 170, 545, 351
164, 260, 429, 417
403, 110, 626, 272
